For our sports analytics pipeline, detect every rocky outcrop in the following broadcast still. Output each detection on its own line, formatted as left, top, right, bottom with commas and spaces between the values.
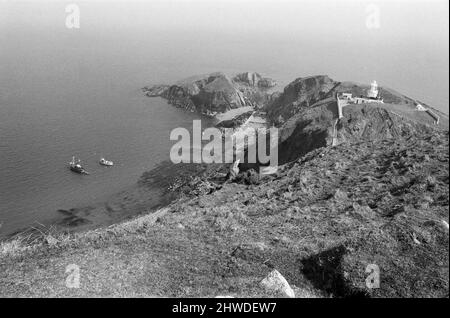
263, 75, 449, 165
233, 72, 276, 88
143, 72, 248, 114
276, 103, 439, 165
143, 72, 276, 116
143, 84, 170, 97
266, 75, 338, 124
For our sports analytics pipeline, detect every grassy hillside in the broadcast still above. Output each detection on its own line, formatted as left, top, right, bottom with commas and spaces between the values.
1, 130, 448, 297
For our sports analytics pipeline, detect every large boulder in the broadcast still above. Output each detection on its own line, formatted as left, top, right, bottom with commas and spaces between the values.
260, 269, 295, 298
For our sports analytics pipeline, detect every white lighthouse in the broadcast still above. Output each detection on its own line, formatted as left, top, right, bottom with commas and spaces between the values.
367, 80, 379, 99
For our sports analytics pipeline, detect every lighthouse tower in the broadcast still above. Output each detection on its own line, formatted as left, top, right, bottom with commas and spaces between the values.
367, 80, 379, 99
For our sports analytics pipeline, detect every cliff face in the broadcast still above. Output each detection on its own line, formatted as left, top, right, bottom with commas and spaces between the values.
265, 75, 449, 165
267, 75, 338, 124
277, 104, 437, 164
233, 72, 277, 88
143, 72, 276, 115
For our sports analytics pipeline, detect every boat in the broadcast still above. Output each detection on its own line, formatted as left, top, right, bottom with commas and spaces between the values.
69, 156, 89, 174
99, 158, 114, 166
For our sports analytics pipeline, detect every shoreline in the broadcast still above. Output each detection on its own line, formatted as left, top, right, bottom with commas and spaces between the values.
1, 170, 175, 242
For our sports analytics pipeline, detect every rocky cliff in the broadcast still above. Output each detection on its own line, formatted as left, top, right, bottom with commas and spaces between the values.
266, 75, 338, 124
143, 72, 276, 116
233, 72, 277, 88
264, 75, 449, 165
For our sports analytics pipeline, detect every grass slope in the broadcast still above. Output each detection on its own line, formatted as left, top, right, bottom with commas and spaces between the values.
1, 131, 448, 298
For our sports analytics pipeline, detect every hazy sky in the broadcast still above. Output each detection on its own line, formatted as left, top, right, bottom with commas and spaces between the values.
1, 0, 449, 112
1, 0, 448, 54
1, 0, 448, 39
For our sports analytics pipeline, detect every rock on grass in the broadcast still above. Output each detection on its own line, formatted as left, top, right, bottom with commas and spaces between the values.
260, 269, 295, 298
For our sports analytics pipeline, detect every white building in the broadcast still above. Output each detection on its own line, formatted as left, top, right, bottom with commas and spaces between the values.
415, 103, 426, 111
336, 80, 384, 118
367, 80, 379, 99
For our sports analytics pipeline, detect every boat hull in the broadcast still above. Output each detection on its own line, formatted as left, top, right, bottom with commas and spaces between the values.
69, 166, 89, 174
99, 160, 113, 166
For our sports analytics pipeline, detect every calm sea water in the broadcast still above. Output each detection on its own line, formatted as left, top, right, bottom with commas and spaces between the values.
0, 6, 448, 237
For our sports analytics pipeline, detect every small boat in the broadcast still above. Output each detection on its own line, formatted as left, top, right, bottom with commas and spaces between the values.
69, 156, 89, 174
99, 158, 114, 166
